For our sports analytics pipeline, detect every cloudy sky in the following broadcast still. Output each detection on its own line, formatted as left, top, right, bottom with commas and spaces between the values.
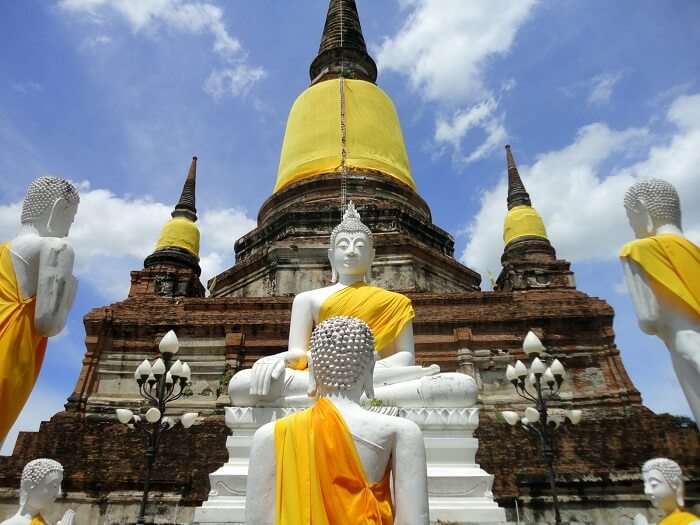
2, 0, 699, 453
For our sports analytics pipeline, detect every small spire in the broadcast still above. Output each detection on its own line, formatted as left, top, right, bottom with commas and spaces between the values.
309, 0, 377, 85
505, 145, 532, 210
172, 156, 198, 222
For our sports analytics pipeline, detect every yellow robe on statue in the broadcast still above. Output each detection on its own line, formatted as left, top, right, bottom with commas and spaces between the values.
620, 234, 700, 321
0, 242, 48, 442
30, 515, 48, 525
274, 397, 393, 525
658, 509, 700, 525
319, 282, 415, 353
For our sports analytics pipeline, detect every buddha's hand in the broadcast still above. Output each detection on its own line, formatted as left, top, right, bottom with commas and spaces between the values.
249, 355, 287, 396
58, 509, 76, 525
633, 513, 649, 525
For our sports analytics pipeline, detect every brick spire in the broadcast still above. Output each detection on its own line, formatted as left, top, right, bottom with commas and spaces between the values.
505, 145, 532, 210
309, 0, 378, 85
172, 156, 198, 222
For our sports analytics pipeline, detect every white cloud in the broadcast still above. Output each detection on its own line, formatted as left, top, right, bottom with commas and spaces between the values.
203, 65, 267, 100
0, 184, 256, 301
588, 72, 623, 106
59, 0, 265, 99
461, 92, 700, 278
376, 0, 537, 164
80, 34, 112, 50
377, 0, 537, 104
435, 97, 507, 164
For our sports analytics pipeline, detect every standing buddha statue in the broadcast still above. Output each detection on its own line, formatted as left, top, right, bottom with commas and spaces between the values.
620, 179, 700, 422
0, 177, 80, 445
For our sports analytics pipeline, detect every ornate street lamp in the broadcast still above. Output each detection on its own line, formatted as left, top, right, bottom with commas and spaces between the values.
115, 330, 199, 525
500, 331, 582, 525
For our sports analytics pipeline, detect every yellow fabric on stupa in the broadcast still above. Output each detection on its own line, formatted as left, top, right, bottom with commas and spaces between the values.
620, 234, 700, 321
503, 205, 548, 245
30, 515, 48, 525
658, 509, 700, 525
274, 79, 415, 193
319, 282, 415, 353
154, 217, 200, 257
0, 243, 48, 442
274, 397, 393, 525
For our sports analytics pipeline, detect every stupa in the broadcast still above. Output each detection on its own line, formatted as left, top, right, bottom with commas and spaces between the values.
0, 1, 697, 524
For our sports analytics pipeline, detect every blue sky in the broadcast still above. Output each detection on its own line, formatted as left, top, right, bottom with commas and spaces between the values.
1, 0, 699, 453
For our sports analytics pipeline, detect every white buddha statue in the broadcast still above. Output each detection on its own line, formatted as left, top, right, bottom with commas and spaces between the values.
246, 316, 429, 525
0, 177, 79, 446
1, 458, 76, 525
634, 458, 699, 525
229, 202, 478, 408
620, 179, 700, 423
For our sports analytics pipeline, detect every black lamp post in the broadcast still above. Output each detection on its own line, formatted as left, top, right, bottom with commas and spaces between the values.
500, 331, 582, 525
114, 330, 198, 525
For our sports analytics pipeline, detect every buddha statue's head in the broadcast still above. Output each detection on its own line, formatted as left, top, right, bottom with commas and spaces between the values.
328, 202, 375, 283
641, 458, 685, 514
308, 316, 375, 399
21, 176, 80, 238
624, 179, 682, 239
19, 458, 64, 515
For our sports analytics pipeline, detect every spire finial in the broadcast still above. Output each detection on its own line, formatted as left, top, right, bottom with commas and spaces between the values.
505, 145, 532, 210
172, 156, 198, 222
309, 0, 378, 85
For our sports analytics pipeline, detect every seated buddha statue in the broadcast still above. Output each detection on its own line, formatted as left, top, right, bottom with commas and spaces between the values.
1, 458, 76, 525
620, 179, 700, 423
0, 177, 79, 446
228, 202, 478, 408
246, 316, 429, 525
634, 458, 699, 525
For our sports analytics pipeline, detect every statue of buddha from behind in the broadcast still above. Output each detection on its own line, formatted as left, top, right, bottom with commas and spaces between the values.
1, 177, 80, 446
620, 179, 700, 422
246, 316, 429, 525
634, 458, 699, 525
228, 202, 478, 408
0, 458, 76, 525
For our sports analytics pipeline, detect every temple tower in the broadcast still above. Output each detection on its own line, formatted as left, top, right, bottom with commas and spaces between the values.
210, 0, 480, 297
496, 145, 575, 291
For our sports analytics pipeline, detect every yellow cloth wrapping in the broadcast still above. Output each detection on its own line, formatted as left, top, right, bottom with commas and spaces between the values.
658, 509, 700, 525
274, 79, 415, 193
0, 243, 48, 442
620, 234, 700, 321
319, 282, 415, 353
503, 205, 548, 245
274, 397, 393, 525
154, 217, 200, 257
30, 515, 47, 525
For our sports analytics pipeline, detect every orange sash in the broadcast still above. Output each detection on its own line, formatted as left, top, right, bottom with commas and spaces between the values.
0, 242, 47, 442
658, 509, 700, 525
274, 397, 393, 525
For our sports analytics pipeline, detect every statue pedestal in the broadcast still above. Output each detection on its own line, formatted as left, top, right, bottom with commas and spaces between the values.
192, 406, 506, 524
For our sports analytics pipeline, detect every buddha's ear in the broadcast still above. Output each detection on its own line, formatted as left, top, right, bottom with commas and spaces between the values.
46, 197, 69, 236
361, 357, 375, 400
637, 197, 655, 235
327, 249, 338, 283
307, 353, 318, 398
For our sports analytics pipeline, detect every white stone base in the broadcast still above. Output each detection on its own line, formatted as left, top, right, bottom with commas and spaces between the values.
192, 406, 506, 524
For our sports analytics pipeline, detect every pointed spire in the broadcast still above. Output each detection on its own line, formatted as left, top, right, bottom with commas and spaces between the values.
505, 145, 532, 210
172, 156, 198, 222
309, 0, 378, 85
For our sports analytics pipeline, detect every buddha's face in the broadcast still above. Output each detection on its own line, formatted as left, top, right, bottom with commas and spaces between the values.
329, 231, 374, 280
625, 203, 654, 239
24, 471, 63, 512
643, 469, 679, 513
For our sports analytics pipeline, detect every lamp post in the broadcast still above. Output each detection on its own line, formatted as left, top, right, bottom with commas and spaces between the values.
500, 331, 582, 525
115, 330, 199, 525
